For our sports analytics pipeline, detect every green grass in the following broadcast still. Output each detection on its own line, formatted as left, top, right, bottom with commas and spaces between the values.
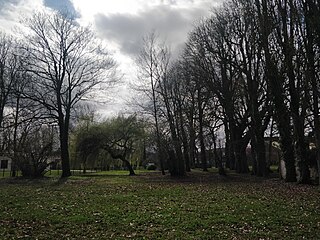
0, 170, 22, 178
0, 170, 319, 239
0, 169, 154, 178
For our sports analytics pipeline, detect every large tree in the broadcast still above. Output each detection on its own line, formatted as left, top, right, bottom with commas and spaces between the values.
21, 11, 116, 178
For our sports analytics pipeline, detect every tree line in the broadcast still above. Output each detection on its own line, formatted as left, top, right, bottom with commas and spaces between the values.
1, 1, 320, 183
136, 0, 320, 184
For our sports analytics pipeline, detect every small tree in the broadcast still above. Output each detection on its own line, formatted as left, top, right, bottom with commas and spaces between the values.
135, 31, 168, 175
15, 123, 54, 178
75, 115, 147, 176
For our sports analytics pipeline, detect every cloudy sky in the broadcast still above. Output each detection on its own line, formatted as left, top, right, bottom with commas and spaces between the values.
0, 0, 223, 116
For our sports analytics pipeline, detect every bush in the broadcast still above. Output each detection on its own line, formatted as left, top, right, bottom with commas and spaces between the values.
20, 163, 48, 178
146, 164, 157, 170
16, 126, 53, 178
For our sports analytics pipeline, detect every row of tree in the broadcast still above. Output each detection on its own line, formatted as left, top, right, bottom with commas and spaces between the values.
0, 11, 116, 177
136, 0, 320, 184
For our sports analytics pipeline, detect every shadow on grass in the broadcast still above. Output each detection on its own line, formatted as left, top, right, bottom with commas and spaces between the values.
70, 169, 156, 178
134, 169, 280, 185
53, 177, 68, 185
0, 176, 56, 186
71, 174, 132, 179
0, 169, 281, 187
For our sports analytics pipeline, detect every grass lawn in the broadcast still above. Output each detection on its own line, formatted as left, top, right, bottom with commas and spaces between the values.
0, 170, 319, 239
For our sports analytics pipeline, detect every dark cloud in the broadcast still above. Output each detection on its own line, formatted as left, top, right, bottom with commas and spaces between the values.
43, 0, 80, 17
95, 2, 213, 57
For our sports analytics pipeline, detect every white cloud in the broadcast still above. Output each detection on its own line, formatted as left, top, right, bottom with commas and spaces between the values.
0, 0, 44, 33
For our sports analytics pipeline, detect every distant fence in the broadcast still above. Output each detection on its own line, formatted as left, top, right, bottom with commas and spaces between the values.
0, 169, 22, 178
0, 169, 101, 178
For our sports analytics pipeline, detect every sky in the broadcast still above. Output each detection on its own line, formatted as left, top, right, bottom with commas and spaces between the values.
0, 0, 223, 116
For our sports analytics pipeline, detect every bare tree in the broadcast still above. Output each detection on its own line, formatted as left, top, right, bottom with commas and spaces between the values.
15, 122, 54, 178
0, 33, 20, 153
21, 11, 117, 178
227, 0, 270, 177
186, 11, 251, 174
135, 31, 168, 175
158, 62, 186, 176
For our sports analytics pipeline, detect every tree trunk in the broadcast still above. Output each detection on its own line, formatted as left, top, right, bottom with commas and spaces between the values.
168, 119, 185, 176
59, 118, 71, 178
213, 133, 226, 175
60, 130, 71, 178
199, 124, 207, 172
234, 139, 250, 174
255, 130, 267, 177
268, 119, 274, 171
251, 137, 258, 175
245, 56, 268, 177
231, 124, 249, 174
11, 96, 20, 177
197, 88, 207, 172
278, 0, 309, 183
150, 57, 165, 176
188, 114, 196, 169
179, 106, 191, 172
255, 0, 296, 182
224, 122, 234, 169
83, 158, 87, 174
156, 134, 166, 175
159, 76, 185, 177
122, 158, 135, 176
106, 149, 136, 176
304, 0, 320, 185
183, 140, 191, 172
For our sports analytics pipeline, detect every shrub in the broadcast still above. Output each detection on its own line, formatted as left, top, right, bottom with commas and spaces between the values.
146, 164, 157, 170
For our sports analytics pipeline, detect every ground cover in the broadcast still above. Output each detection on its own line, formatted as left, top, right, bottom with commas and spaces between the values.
0, 170, 319, 239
